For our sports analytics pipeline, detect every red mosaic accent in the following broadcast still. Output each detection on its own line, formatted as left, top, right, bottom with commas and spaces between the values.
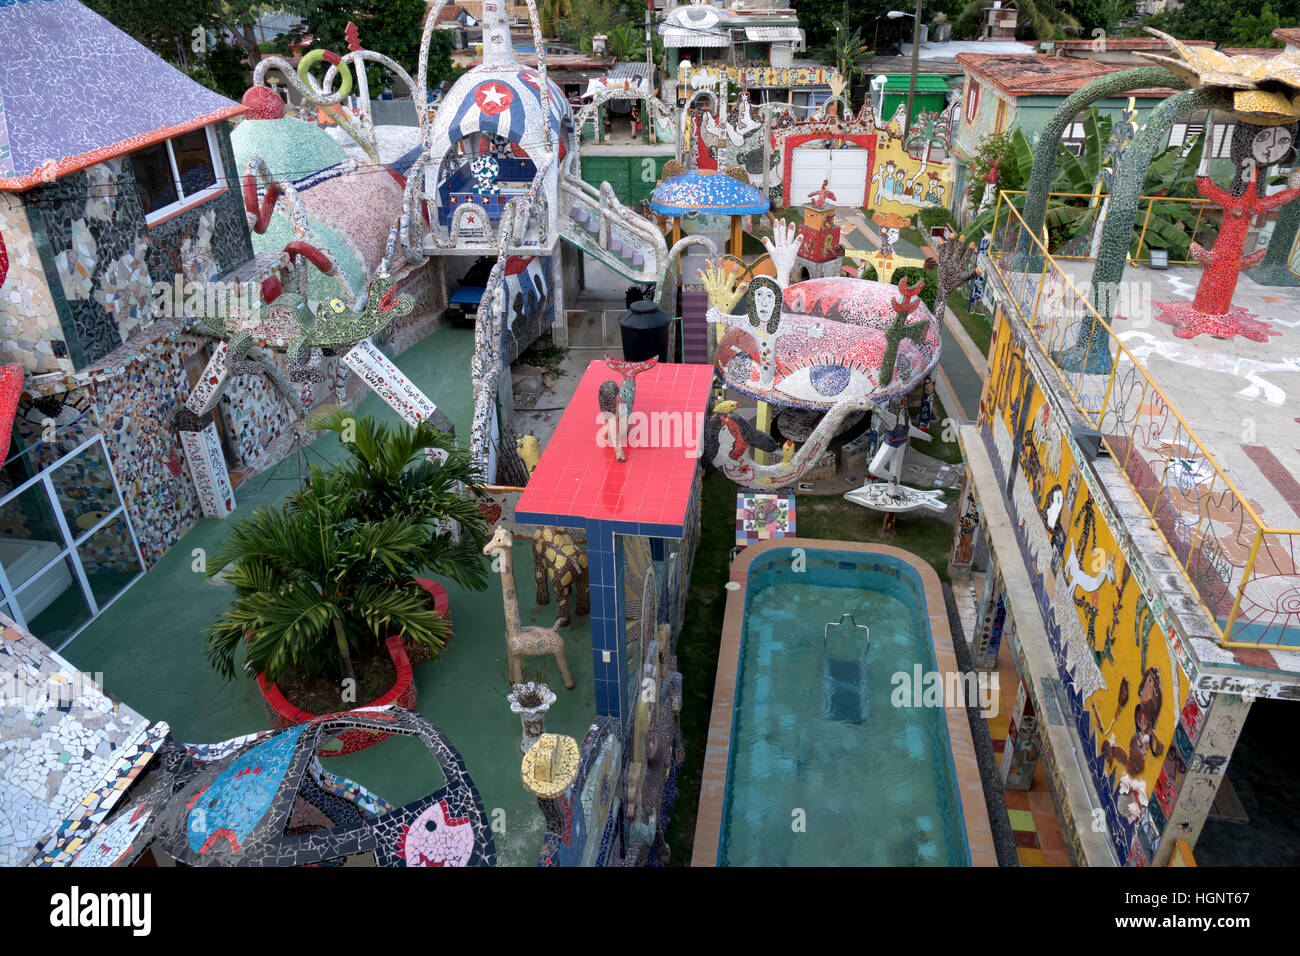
0, 363, 22, 460
241, 85, 286, 120
1241, 444, 1300, 519
1152, 301, 1279, 343
0, 107, 246, 192
257, 635, 417, 757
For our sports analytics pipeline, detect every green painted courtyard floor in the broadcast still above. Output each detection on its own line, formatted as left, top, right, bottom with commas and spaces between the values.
60, 320, 970, 866
61, 324, 596, 868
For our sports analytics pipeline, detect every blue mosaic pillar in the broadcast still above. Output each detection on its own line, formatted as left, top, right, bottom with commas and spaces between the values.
586, 522, 627, 722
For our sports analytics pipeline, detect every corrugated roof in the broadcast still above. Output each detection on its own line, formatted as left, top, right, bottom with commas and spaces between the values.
879, 74, 952, 92
662, 27, 729, 48
743, 26, 802, 42
607, 62, 649, 80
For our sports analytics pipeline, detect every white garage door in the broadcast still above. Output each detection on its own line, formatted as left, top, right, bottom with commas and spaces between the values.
789, 148, 869, 208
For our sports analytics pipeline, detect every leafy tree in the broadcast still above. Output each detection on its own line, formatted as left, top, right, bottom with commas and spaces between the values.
1124, 0, 1298, 48
557, 0, 647, 48
964, 108, 1210, 259
292, 0, 456, 92
953, 0, 1080, 39
817, 4, 872, 87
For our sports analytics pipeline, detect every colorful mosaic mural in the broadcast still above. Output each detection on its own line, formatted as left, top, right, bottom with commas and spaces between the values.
870, 107, 955, 220
0, 614, 152, 867
981, 313, 1196, 865
24, 127, 251, 369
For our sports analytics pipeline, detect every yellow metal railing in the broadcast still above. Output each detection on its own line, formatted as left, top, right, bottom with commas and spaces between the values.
994, 190, 1219, 266
987, 192, 1300, 650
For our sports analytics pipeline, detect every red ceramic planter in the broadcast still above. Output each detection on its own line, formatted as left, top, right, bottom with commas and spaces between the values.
258, 635, 417, 757
407, 577, 452, 665
255, 579, 452, 757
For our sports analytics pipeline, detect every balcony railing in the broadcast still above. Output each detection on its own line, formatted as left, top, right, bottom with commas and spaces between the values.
987, 191, 1300, 650
991, 189, 1227, 266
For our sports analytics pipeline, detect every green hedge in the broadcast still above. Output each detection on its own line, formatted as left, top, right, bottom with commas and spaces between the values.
892, 266, 938, 313
859, 263, 878, 281
918, 206, 956, 231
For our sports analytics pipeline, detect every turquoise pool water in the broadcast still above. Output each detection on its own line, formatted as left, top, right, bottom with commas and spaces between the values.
718, 548, 971, 866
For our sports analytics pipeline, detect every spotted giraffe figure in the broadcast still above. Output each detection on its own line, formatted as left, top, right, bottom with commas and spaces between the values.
531, 527, 590, 628
482, 526, 576, 689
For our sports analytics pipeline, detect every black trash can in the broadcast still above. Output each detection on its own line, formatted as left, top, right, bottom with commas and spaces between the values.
618, 299, 670, 363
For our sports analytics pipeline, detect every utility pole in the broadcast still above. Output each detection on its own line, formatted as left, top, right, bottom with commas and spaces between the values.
645, 0, 654, 144
904, 0, 922, 139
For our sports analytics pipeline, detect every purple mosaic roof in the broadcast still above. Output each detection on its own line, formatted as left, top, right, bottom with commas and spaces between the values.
0, 0, 242, 186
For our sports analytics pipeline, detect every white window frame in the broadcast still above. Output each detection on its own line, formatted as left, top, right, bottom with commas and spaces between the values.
140, 125, 226, 225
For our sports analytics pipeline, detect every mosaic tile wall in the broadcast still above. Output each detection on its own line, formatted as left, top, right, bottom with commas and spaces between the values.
0, 194, 70, 374
24, 123, 252, 369
0, 613, 151, 867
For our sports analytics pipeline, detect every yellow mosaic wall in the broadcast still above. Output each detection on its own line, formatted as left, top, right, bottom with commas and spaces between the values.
982, 312, 1190, 861
868, 132, 953, 220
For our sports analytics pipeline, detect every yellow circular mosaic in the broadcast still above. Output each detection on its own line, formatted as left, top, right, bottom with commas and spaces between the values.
521, 733, 580, 798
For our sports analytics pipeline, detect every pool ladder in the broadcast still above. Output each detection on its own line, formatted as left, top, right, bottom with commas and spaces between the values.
824, 613, 870, 651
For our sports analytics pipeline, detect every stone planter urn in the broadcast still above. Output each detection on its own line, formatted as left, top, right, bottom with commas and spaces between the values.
508, 682, 557, 753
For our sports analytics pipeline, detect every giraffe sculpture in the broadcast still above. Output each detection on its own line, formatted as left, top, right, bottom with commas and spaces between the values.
531, 527, 590, 628
482, 526, 576, 690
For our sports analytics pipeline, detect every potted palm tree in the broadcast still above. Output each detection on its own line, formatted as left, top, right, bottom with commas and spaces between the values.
204, 409, 490, 754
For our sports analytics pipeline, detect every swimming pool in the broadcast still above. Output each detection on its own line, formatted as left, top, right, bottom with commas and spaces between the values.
693, 539, 996, 866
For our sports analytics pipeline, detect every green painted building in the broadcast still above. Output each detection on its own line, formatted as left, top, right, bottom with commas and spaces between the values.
876, 74, 954, 126
579, 151, 674, 207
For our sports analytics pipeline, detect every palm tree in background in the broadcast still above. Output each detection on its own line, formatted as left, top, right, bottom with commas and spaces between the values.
954, 0, 1080, 40
822, 7, 872, 88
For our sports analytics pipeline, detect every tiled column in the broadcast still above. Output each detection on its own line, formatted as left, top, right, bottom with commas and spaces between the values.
1000, 673, 1040, 791
586, 523, 627, 721
972, 566, 1006, 670
184, 343, 231, 416
178, 417, 235, 519
1142, 690, 1251, 867
550, 252, 568, 347
948, 467, 982, 573
521, 733, 580, 837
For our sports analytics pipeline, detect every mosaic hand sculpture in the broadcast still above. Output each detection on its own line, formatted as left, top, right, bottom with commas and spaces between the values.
761, 219, 802, 289
531, 527, 590, 628
597, 355, 657, 462
482, 526, 576, 689
704, 395, 868, 490
934, 235, 979, 324
698, 262, 749, 314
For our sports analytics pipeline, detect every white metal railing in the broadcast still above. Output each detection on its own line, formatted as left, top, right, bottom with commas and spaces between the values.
0, 434, 145, 650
